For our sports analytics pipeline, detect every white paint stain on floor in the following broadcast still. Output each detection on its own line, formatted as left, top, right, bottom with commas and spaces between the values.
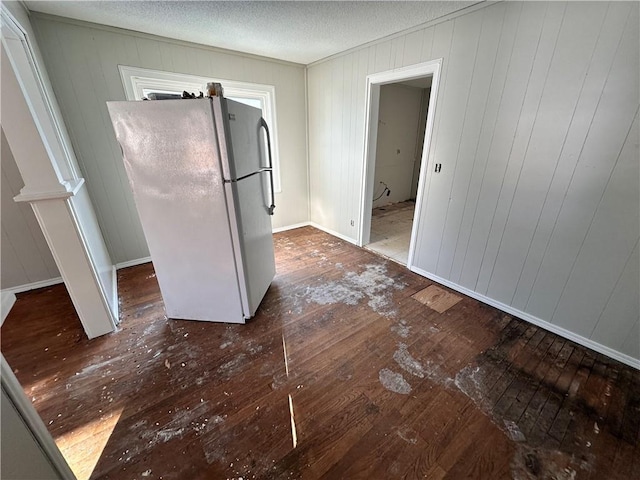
393, 343, 425, 379
391, 320, 411, 338
305, 264, 405, 317
379, 368, 412, 394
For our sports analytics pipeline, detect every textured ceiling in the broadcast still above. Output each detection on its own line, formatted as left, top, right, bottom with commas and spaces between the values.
25, 1, 480, 65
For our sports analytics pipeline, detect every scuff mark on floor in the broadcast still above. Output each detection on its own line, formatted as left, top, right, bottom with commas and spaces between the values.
217, 353, 247, 378
395, 425, 418, 445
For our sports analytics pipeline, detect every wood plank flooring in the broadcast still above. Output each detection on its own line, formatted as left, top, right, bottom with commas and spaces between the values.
2, 226, 639, 480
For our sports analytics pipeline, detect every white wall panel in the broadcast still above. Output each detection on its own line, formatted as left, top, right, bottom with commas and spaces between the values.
458, 3, 549, 291
510, 3, 633, 311
433, 4, 506, 279
416, 9, 484, 274
449, 3, 522, 284
552, 113, 639, 334
526, 7, 639, 322
307, 1, 640, 365
31, 14, 308, 264
485, 2, 606, 302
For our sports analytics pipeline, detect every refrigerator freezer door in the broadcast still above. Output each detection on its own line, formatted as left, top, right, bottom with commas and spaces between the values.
224, 99, 266, 179
107, 99, 245, 323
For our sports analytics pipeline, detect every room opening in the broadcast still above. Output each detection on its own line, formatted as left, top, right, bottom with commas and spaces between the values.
364, 76, 432, 265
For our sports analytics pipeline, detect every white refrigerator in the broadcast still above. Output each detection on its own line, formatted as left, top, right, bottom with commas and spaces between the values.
107, 94, 276, 324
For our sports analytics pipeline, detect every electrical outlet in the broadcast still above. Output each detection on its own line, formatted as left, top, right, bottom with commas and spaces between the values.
350, 220, 355, 227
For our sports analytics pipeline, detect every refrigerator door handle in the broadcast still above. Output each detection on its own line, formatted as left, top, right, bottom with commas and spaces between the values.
260, 118, 276, 216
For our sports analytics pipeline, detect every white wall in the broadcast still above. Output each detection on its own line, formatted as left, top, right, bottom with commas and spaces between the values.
1, 128, 60, 289
31, 13, 309, 265
372, 84, 423, 207
308, 2, 639, 365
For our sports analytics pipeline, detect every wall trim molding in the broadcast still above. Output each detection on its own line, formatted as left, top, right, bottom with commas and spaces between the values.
1, 292, 17, 326
13, 178, 84, 202
2, 277, 64, 296
410, 265, 640, 370
272, 222, 311, 233
308, 222, 357, 245
115, 256, 152, 270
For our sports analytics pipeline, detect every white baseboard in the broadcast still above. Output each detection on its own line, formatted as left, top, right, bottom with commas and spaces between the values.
272, 222, 311, 233
410, 266, 640, 370
115, 256, 152, 270
1, 292, 16, 325
308, 222, 358, 245
1, 277, 64, 296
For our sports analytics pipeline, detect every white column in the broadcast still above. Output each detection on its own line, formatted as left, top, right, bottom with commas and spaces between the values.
2, 10, 117, 338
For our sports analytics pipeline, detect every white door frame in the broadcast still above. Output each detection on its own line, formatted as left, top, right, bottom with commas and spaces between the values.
357, 59, 442, 270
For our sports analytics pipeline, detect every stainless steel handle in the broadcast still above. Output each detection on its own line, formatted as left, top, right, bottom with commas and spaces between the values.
260, 118, 276, 216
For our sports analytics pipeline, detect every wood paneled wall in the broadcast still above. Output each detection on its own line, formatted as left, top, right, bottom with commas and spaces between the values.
1, 129, 60, 289
30, 14, 309, 265
307, 2, 639, 363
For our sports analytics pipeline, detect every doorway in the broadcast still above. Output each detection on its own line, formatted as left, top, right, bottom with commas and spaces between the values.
358, 60, 442, 269
367, 79, 431, 265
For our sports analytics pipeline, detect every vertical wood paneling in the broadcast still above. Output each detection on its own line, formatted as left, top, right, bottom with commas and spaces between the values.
307, 1, 639, 362
511, 2, 633, 310
1, 130, 59, 289
449, 2, 523, 284
484, 2, 605, 301
526, 7, 639, 322
621, 319, 640, 360
31, 14, 308, 264
412, 8, 483, 273
419, 26, 434, 62
412, 19, 454, 268
552, 113, 639, 334
591, 239, 639, 358
435, 3, 507, 279
401, 30, 424, 67
458, 2, 548, 290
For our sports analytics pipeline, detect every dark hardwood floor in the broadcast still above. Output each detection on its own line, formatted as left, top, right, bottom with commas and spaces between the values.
2, 226, 639, 479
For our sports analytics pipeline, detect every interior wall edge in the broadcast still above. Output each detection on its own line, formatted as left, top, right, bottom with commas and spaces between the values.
411, 266, 640, 370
